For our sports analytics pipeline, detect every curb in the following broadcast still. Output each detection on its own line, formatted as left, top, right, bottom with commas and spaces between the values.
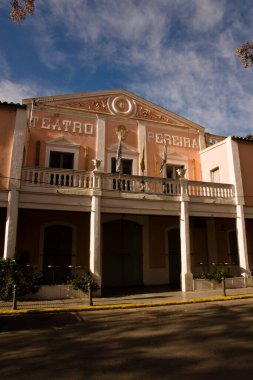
1, 293, 253, 315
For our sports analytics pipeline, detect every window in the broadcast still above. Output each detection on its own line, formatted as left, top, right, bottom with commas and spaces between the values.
45, 137, 80, 170
211, 167, 220, 183
111, 158, 133, 175
166, 164, 184, 179
49, 151, 74, 169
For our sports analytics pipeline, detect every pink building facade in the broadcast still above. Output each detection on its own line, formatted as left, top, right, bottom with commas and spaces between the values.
0, 90, 252, 292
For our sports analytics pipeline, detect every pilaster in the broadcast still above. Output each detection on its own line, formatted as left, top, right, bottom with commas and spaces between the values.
96, 116, 106, 172
137, 121, 147, 175
236, 204, 251, 276
4, 108, 26, 259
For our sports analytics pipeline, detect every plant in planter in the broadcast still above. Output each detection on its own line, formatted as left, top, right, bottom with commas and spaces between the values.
68, 271, 98, 293
197, 270, 231, 283
0, 258, 41, 301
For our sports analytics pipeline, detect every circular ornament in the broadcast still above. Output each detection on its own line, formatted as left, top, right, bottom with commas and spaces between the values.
108, 95, 136, 116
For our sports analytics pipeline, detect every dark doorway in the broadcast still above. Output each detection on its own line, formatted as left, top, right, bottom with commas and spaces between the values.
43, 225, 73, 284
102, 220, 143, 287
168, 228, 181, 288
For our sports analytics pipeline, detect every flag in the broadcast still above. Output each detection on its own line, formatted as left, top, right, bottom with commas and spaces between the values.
160, 139, 167, 172
116, 139, 122, 172
29, 100, 34, 127
140, 144, 145, 173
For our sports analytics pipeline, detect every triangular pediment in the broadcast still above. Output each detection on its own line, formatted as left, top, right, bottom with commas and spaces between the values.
107, 142, 138, 155
23, 89, 204, 132
167, 150, 187, 160
46, 136, 81, 147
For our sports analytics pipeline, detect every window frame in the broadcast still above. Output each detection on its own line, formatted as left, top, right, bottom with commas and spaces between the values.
45, 145, 79, 170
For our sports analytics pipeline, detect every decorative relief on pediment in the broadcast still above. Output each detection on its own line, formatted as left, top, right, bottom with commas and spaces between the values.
107, 95, 136, 117
50, 97, 110, 113
39, 94, 181, 124
135, 104, 177, 124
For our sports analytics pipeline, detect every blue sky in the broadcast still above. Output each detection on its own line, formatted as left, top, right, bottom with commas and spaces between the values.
0, 0, 253, 137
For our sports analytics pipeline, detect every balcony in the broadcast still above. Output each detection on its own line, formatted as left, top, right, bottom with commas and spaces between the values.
21, 167, 235, 200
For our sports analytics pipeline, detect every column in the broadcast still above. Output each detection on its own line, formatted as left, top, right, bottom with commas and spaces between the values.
3, 108, 26, 259
3, 190, 19, 259
236, 204, 251, 277
89, 171, 102, 291
180, 179, 193, 291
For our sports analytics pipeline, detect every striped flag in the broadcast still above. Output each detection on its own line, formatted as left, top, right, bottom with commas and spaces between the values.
160, 139, 167, 172
116, 139, 122, 172
140, 144, 145, 173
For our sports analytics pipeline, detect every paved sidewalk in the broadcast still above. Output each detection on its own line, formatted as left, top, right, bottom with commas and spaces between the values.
1, 286, 253, 313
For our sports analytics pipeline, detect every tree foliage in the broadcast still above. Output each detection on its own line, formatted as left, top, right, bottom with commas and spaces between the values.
235, 41, 253, 68
68, 272, 98, 293
10, 0, 35, 23
0, 258, 41, 301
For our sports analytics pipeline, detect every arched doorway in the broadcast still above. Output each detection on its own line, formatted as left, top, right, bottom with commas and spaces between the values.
102, 220, 143, 287
168, 227, 181, 288
43, 224, 73, 284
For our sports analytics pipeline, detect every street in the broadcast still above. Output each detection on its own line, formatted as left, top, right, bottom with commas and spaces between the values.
1, 299, 253, 379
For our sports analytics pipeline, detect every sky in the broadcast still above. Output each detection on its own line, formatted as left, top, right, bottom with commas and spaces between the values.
0, 0, 253, 137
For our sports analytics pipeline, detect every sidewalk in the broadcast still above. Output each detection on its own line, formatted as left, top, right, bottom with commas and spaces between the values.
1, 286, 253, 314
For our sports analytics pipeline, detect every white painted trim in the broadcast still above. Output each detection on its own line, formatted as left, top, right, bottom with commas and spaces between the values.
96, 117, 106, 171
180, 200, 193, 291
9, 108, 27, 187
138, 122, 147, 176
90, 194, 102, 285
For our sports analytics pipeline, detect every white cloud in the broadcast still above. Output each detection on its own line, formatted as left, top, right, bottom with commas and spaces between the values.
45, 0, 169, 44
31, 0, 170, 70
2, 0, 252, 138
0, 80, 52, 103
0, 52, 11, 78
188, 0, 226, 31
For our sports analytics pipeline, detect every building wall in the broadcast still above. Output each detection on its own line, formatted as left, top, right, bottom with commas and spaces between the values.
27, 109, 97, 170
146, 125, 202, 179
0, 91, 248, 288
24, 102, 204, 180
0, 106, 16, 189
237, 141, 253, 206
200, 139, 231, 183
16, 209, 90, 268
149, 215, 179, 268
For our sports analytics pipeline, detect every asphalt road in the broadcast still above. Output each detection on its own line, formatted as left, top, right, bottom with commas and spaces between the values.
1, 299, 253, 380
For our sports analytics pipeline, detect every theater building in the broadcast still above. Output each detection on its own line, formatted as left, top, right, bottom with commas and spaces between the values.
0, 90, 252, 292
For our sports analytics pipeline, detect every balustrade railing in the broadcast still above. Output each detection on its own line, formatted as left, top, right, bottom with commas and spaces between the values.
22, 167, 95, 189
21, 167, 235, 199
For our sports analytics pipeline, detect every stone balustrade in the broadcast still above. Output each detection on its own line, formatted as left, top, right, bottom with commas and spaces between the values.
21, 167, 235, 199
